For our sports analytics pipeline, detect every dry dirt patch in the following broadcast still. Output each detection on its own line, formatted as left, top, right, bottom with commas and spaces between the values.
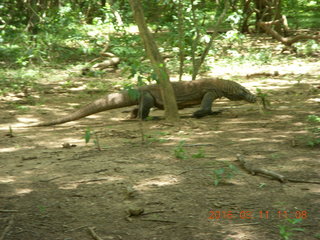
1, 71, 320, 240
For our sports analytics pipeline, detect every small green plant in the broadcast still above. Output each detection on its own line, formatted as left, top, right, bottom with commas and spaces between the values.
9, 126, 13, 136
307, 114, 320, 123
61, 79, 77, 89
256, 88, 271, 110
174, 140, 188, 159
191, 148, 206, 158
253, 51, 272, 64
305, 115, 320, 147
84, 128, 101, 150
37, 205, 47, 214
0, 69, 41, 96
258, 183, 266, 188
6, 126, 14, 137
85, 128, 91, 144
212, 164, 239, 186
85, 80, 109, 91
294, 40, 320, 56
15, 105, 30, 111
145, 132, 169, 143
270, 153, 282, 160
278, 218, 305, 240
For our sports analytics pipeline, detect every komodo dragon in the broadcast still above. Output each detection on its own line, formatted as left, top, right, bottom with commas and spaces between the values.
32, 78, 256, 126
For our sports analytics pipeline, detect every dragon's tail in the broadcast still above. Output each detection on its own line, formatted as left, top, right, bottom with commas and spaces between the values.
32, 91, 137, 127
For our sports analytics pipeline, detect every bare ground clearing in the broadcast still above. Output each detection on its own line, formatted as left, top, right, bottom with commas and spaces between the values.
1, 61, 320, 240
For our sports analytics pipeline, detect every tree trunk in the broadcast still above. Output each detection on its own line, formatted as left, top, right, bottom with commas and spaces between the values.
241, 0, 252, 33
49, 0, 60, 16
254, 0, 271, 32
191, 0, 229, 80
177, 0, 185, 81
128, 0, 180, 122
273, 0, 282, 33
107, 0, 124, 27
26, 0, 40, 34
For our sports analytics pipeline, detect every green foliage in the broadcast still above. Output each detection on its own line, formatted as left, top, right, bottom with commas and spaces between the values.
123, 84, 140, 100
307, 114, 320, 123
278, 218, 304, 240
212, 164, 239, 186
304, 115, 320, 147
191, 148, 206, 158
256, 88, 271, 110
174, 140, 188, 159
144, 132, 169, 143
1, 0, 319, 86
37, 205, 47, 214
15, 105, 31, 111
85, 80, 110, 92
0, 2, 108, 66
0, 69, 41, 96
84, 128, 91, 144
295, 40, 320, 55
84, 128, 102, 150
173, 140, 207, 159
7, 126, 14, 138
111, 34, 158, 82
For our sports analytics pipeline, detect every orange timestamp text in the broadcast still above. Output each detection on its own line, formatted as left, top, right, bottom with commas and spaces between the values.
208, 210, 308, 220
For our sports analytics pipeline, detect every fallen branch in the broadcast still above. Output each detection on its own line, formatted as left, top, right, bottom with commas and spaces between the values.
0, 215, 14, 240
236, 154, 320, 184
91, 57, 120, 70
75, 177, 110, 184
0, 210, 18, 213
236, 154, 285, 182
141, 210, 165, 216
257, 21, 319, 47
141, 219, 177, 223
183, 143, 215, 147
82, 51, 120, 75
88, 227, 104, 240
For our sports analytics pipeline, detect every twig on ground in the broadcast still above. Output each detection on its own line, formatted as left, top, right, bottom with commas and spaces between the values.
236, 154, 320, 184
141, 210, 165, 216
141, 219, 177, 223
88, 227, 104, 240
0, 210, 18, 213
183, 143, 215, 147
236, 154, 285, 182
0, 215, 14, 240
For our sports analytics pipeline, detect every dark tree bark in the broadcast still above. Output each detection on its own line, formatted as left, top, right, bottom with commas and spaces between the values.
241, 0, 253, 33
26, 0, 41, 34
254, 0, 283, 33
258, 20, 320, 47
254, 0, 271, 32
128, 0, 180, 122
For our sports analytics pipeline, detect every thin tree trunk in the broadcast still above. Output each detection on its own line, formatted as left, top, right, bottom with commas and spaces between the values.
241, 0, 252, 33
190, 0, 201, 81
129, 0, 180, 122
192, 0, 229, 80
273, 0, 282, 33
178, 0, 185, 81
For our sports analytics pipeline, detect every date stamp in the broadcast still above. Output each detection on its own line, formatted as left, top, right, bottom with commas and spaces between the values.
208, 210, 308, 220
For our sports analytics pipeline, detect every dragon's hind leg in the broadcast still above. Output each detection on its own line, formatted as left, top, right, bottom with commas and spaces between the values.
192, 92, 218, 118
130, 91, 155, 119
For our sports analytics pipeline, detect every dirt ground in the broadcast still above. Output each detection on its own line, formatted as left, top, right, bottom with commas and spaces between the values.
1, 62, 320, 240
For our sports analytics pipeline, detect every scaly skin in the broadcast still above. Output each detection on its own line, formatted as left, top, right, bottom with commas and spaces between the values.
32, 78, 256, 126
